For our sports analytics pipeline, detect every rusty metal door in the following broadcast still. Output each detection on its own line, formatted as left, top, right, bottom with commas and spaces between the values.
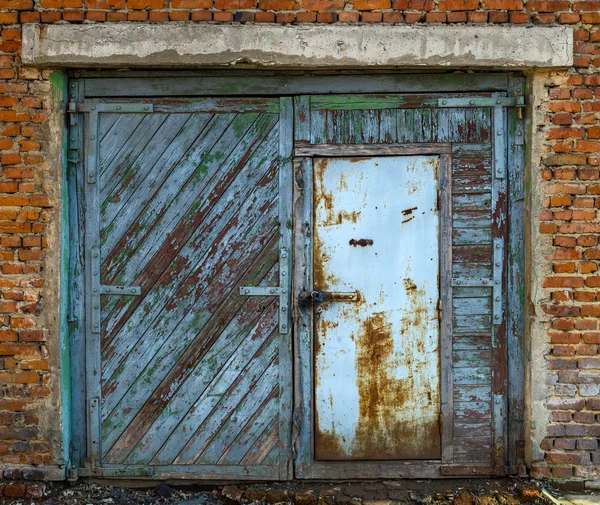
79, 97, 293, 479
312, 156, 440, 461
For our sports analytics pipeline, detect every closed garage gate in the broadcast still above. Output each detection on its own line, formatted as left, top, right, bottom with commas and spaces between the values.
67, 73, 526, 480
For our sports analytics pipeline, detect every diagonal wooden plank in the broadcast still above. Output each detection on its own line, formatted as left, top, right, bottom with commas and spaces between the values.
100, 113, 211, 244
125, 299, 279, 464
99, 114, 192, 214
211, 385, 279, 465
99, 113, 145, 168
107, 278, 276, 462
102, 113, 277, 283
118, 271, 279, 464
100, 113, 232, 273
101, 227, 279, 453
99, 113, 168, 183
99, 121, 279, 346
100, 147, 279, 381
240, 418, 280, 467
173, 335, 279, 465
99, 126, 279, 373
99, 113, 121, 141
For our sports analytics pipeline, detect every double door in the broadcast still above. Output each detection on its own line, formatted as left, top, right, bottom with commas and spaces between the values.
69, 91, 515, 479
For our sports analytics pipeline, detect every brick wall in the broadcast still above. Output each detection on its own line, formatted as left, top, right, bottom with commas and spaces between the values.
1, 0, 599, 483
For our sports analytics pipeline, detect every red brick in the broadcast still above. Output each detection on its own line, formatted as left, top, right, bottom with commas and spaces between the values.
362, 11, 383, 20
295, 11, 316, 20
302, 0, 343, 10
482, 0, 522, 8
338, 11, 360, 21
353, 0, 389, 8
316, 11, 335, 21
438, 0, 478, 9
544, 277, 585, 288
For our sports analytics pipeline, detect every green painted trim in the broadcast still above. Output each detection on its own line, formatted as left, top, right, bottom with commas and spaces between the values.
51, 69, 71, 470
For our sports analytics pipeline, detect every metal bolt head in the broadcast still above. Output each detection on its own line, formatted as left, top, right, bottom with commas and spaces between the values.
495, 262, 500, 267
116, 106, 121, 110
442, 100, 447, 105
456, 280, 461, 285
71, 83, 76, 88
281, 307, 286, 312
496, 296, 500, 302
282, 324, 286, 329
130, 288, 136, 294
144, 106, 149, 111
92, 106, 96, 110
93, 304, 99, 309
494, 315, 499, 320
483, 280, 487, 285
496, 99, 501, 105
495, 280, 500, 284
469, 100, 474, 105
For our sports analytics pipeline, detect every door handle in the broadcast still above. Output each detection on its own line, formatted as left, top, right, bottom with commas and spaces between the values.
300, 290, 361, 304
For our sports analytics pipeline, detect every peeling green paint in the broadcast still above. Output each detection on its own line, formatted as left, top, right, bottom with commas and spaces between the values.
52, 69, 71, 472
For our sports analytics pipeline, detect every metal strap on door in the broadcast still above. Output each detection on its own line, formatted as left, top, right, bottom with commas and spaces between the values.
78, 100, 154, 467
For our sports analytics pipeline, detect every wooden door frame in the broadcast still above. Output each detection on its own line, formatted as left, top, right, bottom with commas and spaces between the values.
66, 72, 526, 479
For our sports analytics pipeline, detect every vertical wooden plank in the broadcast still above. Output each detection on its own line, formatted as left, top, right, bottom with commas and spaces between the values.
379, 108, 396, 143
397, 109, 415, 143
311, 109, 326, 145
362, 109, 379, 143
278, 97, 294, 480
68, 79, 87, 468
84, 108, 102, 468
440, 153, 454, 464
293, 156, 313, 478
294, 96, 310, 143
491, 101, 508, 475
507, 75, 526, 472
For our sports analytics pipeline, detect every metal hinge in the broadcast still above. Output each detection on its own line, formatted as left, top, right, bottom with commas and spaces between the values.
240, 247, 290, 334
437, 97, 525, 108
492, 238, 504, 328
77, 103, 154, 114
90, 247, 141, 334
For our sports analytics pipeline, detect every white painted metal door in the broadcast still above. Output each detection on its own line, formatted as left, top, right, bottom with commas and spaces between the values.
313, 156, 440, 461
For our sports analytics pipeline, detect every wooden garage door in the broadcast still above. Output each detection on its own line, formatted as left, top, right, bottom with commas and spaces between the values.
81, 98, 293, 479
293, 94, 510, 478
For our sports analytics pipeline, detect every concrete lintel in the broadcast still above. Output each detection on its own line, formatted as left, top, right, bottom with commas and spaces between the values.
22, 23, 573, 69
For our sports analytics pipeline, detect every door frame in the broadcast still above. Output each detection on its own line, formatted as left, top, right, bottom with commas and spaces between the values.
292, 144, 453, 479
66, 72, 526, 479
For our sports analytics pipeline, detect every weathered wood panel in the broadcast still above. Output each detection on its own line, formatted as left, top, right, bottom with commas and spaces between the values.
87, 99, 292, 479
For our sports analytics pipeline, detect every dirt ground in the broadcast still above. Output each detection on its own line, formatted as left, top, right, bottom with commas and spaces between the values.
0, 478, 556, 505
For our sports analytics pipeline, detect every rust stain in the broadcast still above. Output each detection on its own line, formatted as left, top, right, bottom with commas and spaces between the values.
402, 207, 417, 216
349, 238, 373, 247
402, 216, 415, 224
316, 276, 440, 461
352, 311, 411, 460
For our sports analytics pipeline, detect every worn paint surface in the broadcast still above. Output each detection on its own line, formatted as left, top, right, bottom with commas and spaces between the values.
313, 156, 440, 461
91, 102, 289, 476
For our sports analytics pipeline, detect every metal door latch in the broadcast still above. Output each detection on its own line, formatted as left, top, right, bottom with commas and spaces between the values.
300, 290, 360, 303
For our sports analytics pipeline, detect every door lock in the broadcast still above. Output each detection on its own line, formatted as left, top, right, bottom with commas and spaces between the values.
299, 290, 361, 304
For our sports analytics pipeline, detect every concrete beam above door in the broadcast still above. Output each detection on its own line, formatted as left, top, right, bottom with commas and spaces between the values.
22, 23, 572, 69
